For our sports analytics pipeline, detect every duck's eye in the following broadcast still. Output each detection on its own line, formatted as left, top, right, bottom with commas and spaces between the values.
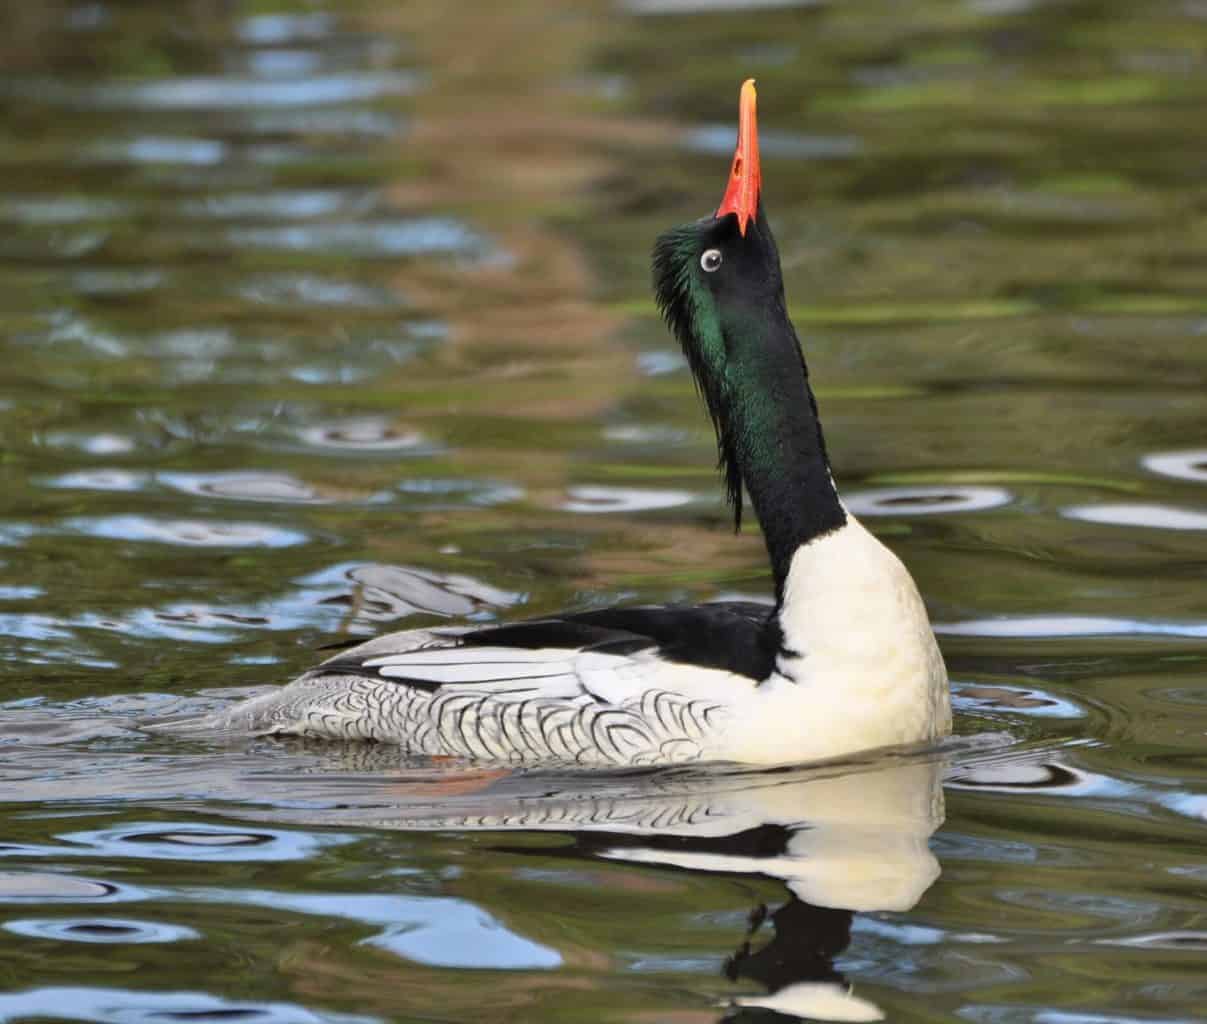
700, 248, 723, 273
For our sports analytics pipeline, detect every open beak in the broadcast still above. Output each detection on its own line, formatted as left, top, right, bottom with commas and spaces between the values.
715, 78, 761, 236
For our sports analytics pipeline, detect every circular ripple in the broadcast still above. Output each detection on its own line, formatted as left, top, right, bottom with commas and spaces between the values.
4, 917, 198, 944
946, 761, 1099, 794
561, 485, 695, 514
937, 615, 1207, 639
0, 988, 365, 1023
0, 872, 122, 902
397, 478, 523, 508
953, 683, 1086, 719
65, 515, 308, 548
1142, 450, 1207, 483
1064, 503, 1207, 531
44, 469, 149, 492
57, 822, 351, 862
844, 485, 1012, 516
159, 471, 320, 504
148, 831, 269, 847
298, 418, 430, 452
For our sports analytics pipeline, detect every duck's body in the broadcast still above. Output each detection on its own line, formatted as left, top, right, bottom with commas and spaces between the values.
221, 517, 946, 765
203, 81, 950, 766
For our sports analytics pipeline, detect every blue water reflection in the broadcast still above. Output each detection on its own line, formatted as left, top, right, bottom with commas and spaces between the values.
0, 988, 379, 1024
184, 889, 561, 970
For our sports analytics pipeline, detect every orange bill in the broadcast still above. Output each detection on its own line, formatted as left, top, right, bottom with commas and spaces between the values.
715, 79, 761, 235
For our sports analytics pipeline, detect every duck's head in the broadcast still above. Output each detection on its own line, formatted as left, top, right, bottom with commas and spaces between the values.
653, 79, 808, 533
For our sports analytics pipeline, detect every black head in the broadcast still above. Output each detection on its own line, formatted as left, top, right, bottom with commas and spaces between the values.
652, 202, 795, 530
649, 82, 845, 586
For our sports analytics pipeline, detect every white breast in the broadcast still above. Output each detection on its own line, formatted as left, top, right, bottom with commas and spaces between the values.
721, 515, 950, 764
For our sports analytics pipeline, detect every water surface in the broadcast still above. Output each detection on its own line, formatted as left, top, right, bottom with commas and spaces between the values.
2, 1, 1207, 1021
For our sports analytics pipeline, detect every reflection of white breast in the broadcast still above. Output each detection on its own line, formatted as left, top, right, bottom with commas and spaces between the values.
598, 758, 944, 913
195, 744, 945, 917
735, 981, 885, 1023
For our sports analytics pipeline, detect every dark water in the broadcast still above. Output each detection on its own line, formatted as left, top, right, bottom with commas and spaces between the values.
2, 0, 1207, 1020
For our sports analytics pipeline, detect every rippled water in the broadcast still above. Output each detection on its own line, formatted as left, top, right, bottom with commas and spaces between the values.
2, 1, 1207, 1021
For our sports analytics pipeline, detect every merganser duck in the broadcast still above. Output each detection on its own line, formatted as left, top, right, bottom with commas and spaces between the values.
208, 80, 950, 765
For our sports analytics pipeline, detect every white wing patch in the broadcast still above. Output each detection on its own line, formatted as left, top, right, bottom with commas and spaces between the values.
361, 646, 579, 697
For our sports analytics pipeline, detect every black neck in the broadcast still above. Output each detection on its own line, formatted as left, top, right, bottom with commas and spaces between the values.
727, 306, 847, 601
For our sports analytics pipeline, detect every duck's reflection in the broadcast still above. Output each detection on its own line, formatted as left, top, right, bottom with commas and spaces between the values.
590, 759, 940, 1022
9, 706, 944, 1022
725, 899, 867, 1023
333, 752, 944, 1023
574, 758, 942, 913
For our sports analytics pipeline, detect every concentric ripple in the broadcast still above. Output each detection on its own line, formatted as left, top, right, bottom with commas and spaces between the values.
1064, 503, 1207, 530
561, 485, 697, 513
64, 516, 308, 548
844, 485, 1012, 516
296, 419, 431, 453
43, 470, 148, 493
3, 917, 198, 944
51, 822, 353, 862
159, 472, 322, 504
0, 988, 379, 1024
0, 873, 134, 903
1142, 450, 1207, 483
396, 478, 523, 509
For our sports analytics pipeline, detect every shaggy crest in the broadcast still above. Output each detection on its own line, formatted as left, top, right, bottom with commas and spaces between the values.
652, 223, 745, 532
